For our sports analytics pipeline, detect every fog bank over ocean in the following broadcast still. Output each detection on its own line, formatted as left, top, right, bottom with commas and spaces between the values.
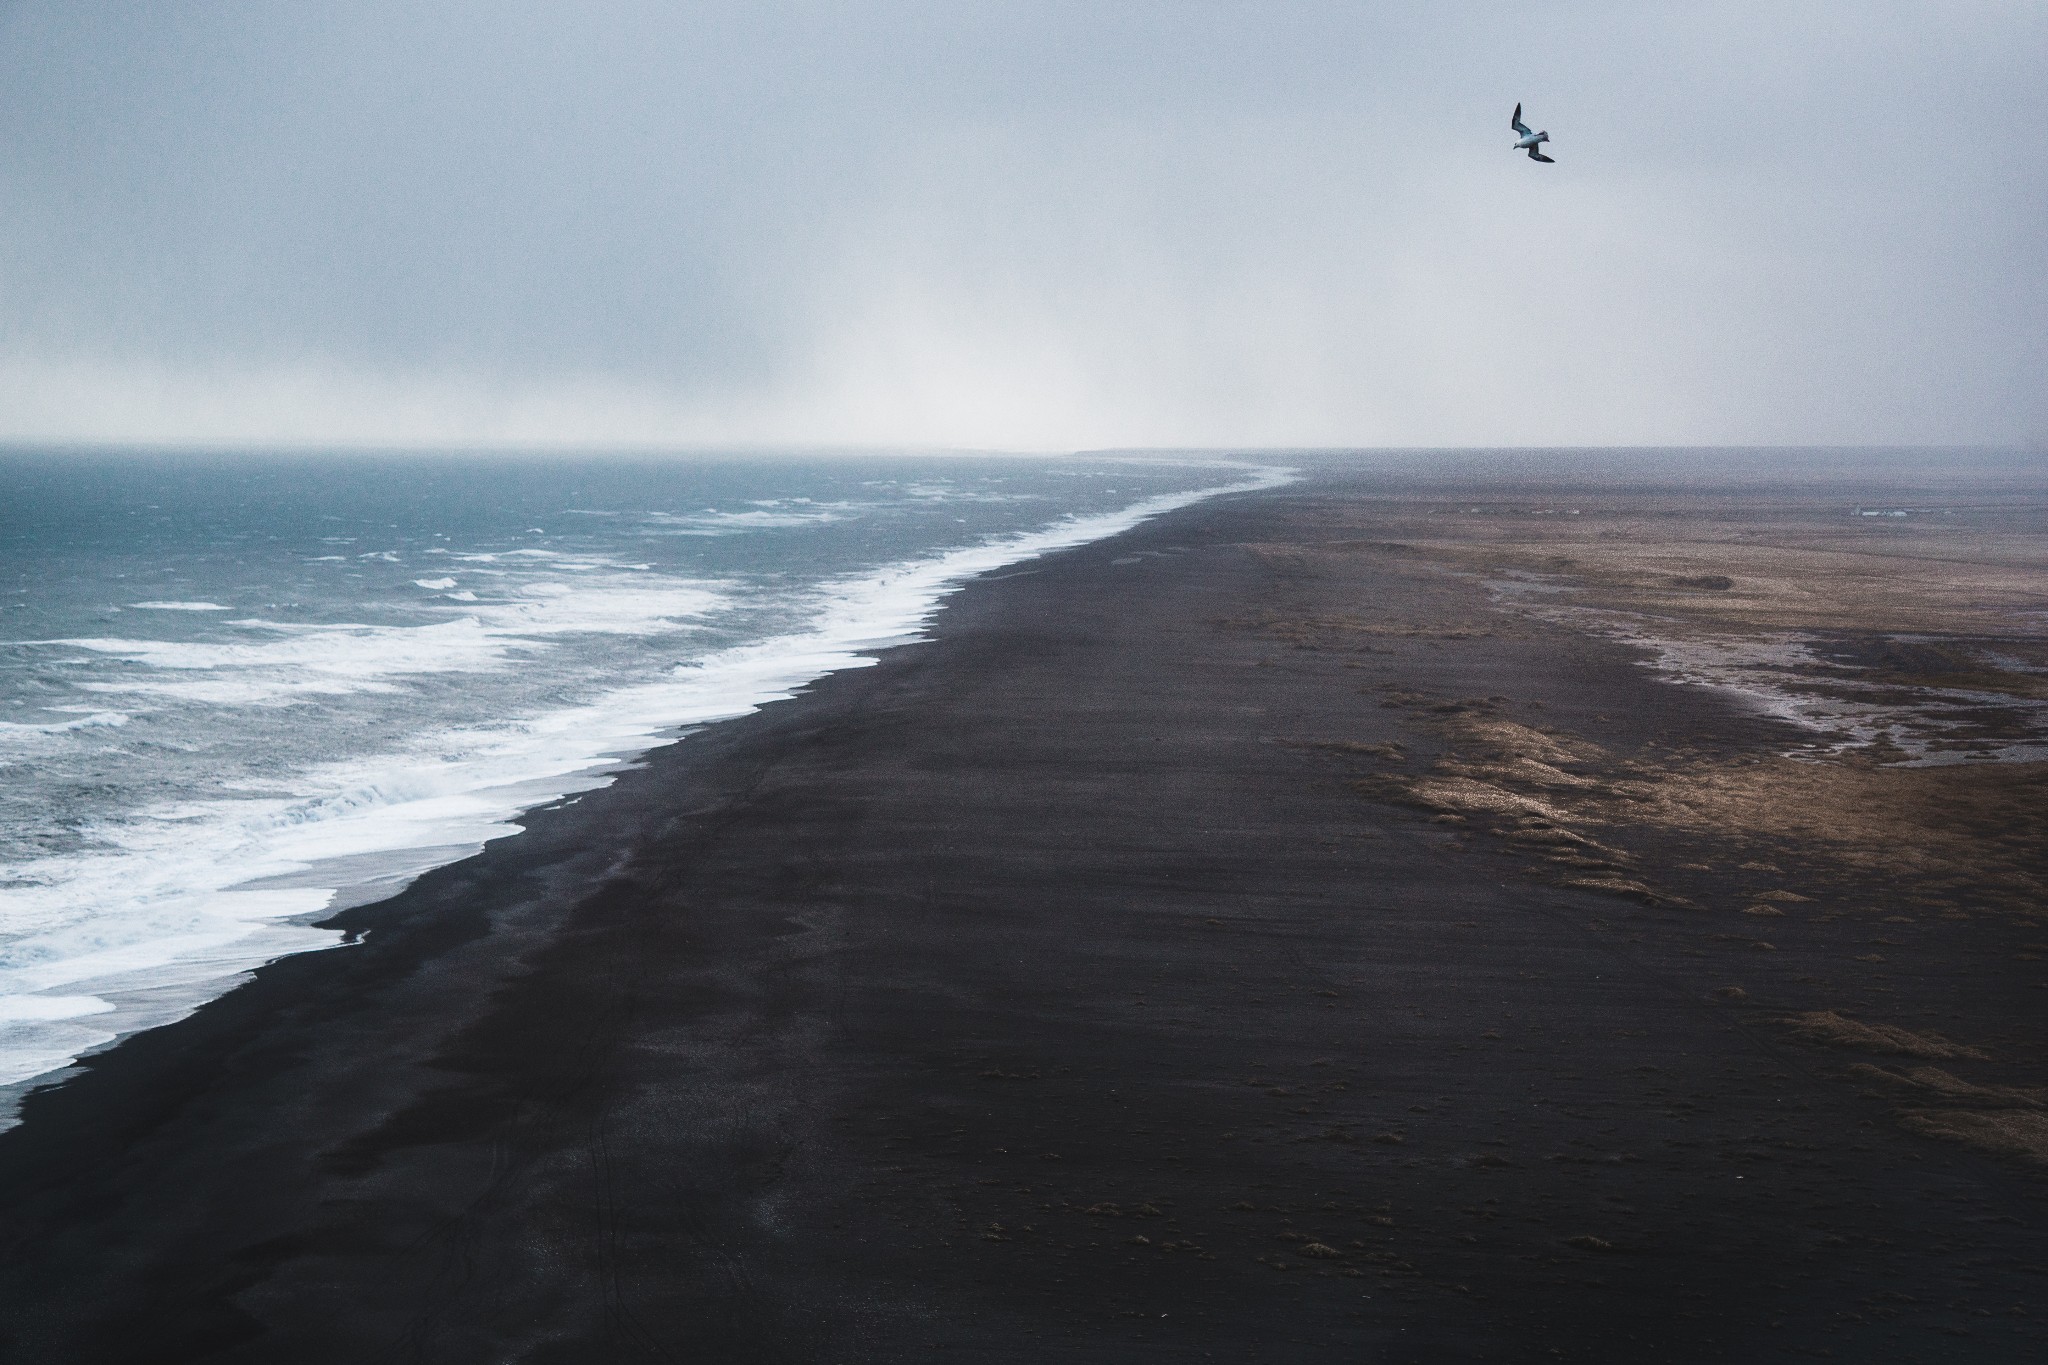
1, 2, 2043, 451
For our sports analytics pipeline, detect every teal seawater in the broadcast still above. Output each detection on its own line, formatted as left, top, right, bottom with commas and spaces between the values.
0, 449, 1288, 1124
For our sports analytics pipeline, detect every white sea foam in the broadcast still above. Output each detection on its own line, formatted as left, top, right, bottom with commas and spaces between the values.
130, 601, 229, 611
49, 576, 731, 705
0, 994, 114, 1023
0, 710, 129, 738
413, 577, 458, 590
644, 506, 852, 535
0, 466, 1292, 1126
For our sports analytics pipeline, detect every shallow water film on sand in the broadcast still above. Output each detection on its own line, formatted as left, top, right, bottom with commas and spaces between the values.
0, 450, 1286, 1121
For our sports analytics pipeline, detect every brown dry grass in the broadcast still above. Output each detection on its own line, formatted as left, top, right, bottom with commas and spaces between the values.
1285, 739, 1406, 761
1287, 492, 2048, 638
1294, 490, 2048, 1166
1897, 1110, 2048, 1164
1848, 1064, 2044, 1107
1361, 696, 2048, 916
1783, 1011, 1989, 1061
1594, 759, 2048, 903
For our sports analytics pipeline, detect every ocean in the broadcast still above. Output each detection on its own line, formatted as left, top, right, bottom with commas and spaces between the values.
0, 449, 1290, 1126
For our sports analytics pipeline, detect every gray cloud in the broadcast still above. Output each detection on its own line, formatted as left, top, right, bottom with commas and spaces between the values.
0, 1, 2041, 448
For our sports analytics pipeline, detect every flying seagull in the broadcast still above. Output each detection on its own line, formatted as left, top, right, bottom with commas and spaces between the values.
1511, 103, 1554, 163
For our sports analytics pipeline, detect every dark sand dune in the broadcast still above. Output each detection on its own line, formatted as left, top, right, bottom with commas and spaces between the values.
2, 476, 2044, 1362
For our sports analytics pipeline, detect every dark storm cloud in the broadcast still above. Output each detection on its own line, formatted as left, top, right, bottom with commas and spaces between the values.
0, 1, 2041, 447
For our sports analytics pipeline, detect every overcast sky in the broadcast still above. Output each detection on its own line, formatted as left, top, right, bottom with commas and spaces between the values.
0, 1, 2041, 450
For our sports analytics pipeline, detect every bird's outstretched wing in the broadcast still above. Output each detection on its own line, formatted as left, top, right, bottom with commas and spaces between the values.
1527, 148, 1555, 163
1511, 103, 1532, 137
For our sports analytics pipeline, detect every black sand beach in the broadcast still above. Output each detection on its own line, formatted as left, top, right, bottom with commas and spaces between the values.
3, 473, 2044, 1362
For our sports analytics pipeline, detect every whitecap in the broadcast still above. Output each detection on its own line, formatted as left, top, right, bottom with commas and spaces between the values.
0, 711, 130, 738
35, 574, 734, 709
644, 507, 850, 536
0, 465, 1294, 1126
0, 994, 115, 1023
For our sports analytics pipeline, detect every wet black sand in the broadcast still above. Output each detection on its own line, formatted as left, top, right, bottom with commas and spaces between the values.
1, 476, 2043, 1362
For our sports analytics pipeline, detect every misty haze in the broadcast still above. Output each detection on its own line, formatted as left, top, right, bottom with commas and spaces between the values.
1, 1, 2043, 449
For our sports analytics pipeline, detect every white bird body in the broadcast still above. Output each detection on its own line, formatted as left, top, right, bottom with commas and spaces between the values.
1511, 103, 1555, 163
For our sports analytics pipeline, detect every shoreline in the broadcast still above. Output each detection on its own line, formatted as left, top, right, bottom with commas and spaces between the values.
0, 464, 1292, 1129
1, 473, 2043, 1362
